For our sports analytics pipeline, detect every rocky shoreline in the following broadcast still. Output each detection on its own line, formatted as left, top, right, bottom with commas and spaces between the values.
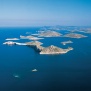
3, 40, 73, 55
4, 29, 88, 55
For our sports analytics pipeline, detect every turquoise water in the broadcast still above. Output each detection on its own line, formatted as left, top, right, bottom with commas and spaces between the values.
0, 27, 91, 91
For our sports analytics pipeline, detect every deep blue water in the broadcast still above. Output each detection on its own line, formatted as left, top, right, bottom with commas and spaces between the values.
0, 27, 91, 91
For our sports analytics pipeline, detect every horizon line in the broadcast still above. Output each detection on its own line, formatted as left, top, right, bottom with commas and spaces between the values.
0, 25, 91, 28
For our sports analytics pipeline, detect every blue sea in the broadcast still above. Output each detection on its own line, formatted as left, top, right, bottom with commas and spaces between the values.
0, 27, 91, 91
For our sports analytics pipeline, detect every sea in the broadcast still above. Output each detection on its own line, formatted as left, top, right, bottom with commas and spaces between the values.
0, 27, 91, 91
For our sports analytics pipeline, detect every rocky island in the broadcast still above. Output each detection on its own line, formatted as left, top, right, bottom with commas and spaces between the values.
5, 38, 19, 40
64, 33, 87, 38
79, 29, 91, 33
40, 45, 73, 54
3, 41, 26, 45
3, 40, 73, 55
25, 41, 73, 55
3, 41, 16, 45
20, 35, 44, 40
38, 30, 62, 37
26, 41, 43, 46
61, 40, 73, 45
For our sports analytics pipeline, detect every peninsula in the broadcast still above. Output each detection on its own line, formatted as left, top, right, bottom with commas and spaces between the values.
26, 41, 44, 51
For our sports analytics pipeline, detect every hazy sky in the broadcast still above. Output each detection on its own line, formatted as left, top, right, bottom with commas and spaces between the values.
0, 0, 91, 26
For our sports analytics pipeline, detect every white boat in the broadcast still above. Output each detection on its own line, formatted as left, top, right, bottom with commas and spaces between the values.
32, 69, 37, 72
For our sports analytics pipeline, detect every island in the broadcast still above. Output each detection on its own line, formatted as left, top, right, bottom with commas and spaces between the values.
20, 35, 44, 40
38, 30, 62, 37
26, 41, 43, 46
63, 33, 87, 38
79, 29, 91, 33
5, 38, 19, 40
3, 40, 73, 55
3, 41, 16, 45
3, 41, 26, 45
40, 45, 73, 54
26, 41, 73, 55
61, 40, 73, 45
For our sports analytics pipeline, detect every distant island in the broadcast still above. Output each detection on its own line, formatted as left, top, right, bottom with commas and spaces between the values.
5, 38, 19, 40
80, 29, 91, 33
63, 33, 87, 38
61, 40, 73, 45
20, 35, 44, 40
37, 30, 62, 37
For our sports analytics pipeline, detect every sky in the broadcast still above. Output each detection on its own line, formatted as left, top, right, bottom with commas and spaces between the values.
0, 0, 91, 26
